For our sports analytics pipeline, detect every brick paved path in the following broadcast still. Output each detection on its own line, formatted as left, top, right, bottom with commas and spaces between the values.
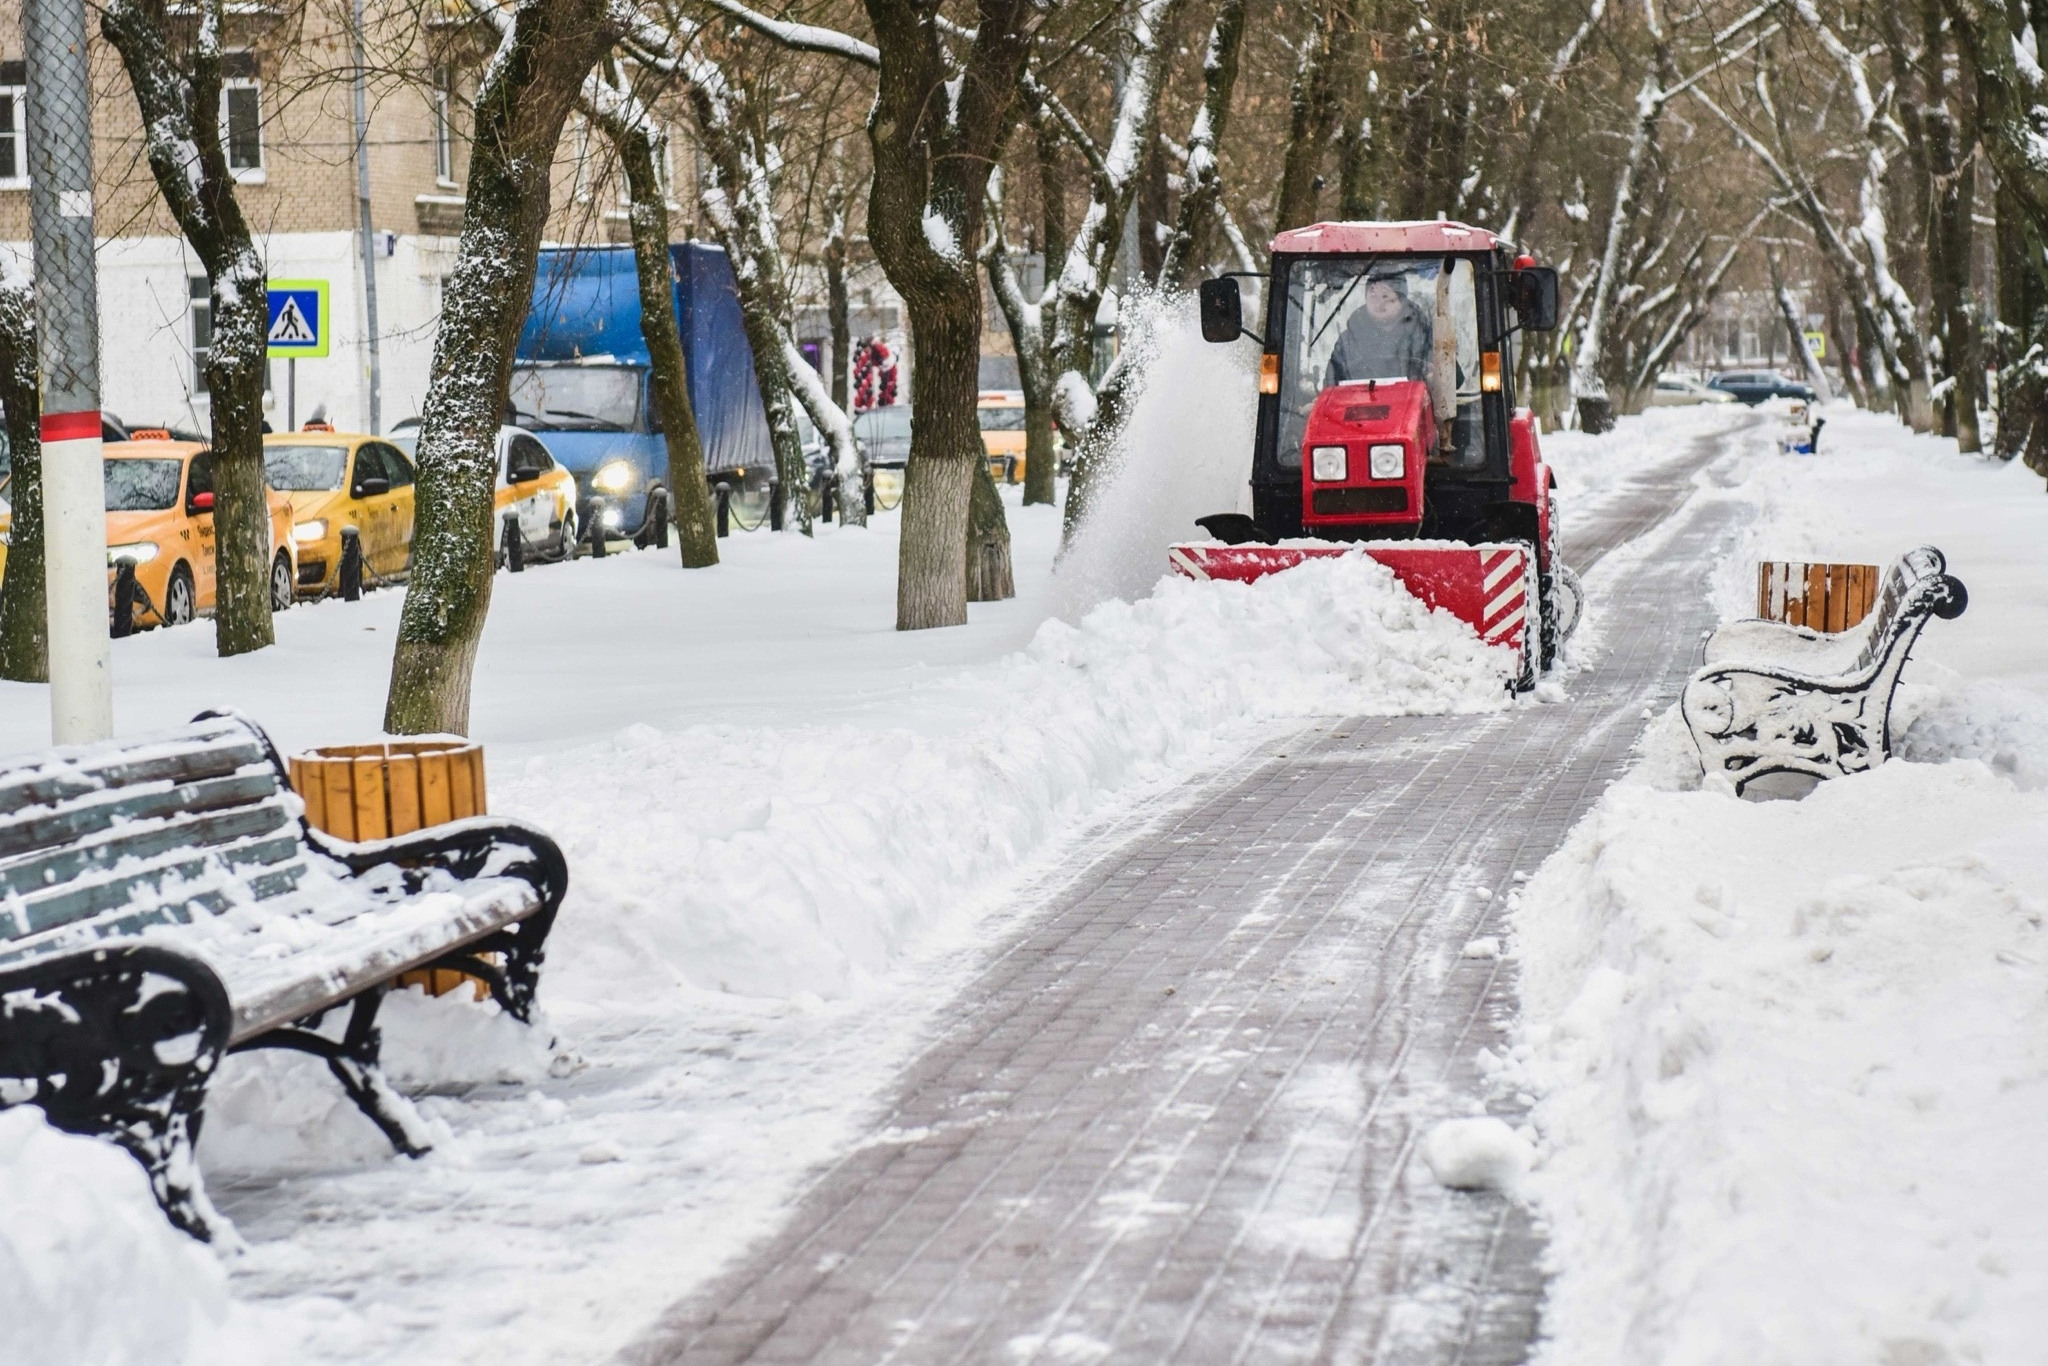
624, 425, 1748, 1366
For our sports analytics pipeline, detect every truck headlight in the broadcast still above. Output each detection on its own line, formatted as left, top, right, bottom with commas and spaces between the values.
107, 541, 160, 565
593, 460, 637, 493
293, 519, 328, 543
1369, 444, 1405, 479
1310, 445, 1347, 481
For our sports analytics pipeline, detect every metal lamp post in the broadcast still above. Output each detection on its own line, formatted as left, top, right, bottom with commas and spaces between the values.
23, 0, 113, 742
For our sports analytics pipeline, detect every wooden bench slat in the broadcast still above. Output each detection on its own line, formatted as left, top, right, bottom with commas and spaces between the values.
0, 769, 284, 863
8, 835, 308, 939
0, 736, 268, 825
0, 800, 293, 902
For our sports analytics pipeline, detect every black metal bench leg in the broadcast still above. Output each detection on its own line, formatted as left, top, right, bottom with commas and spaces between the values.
239, 988, 435, 1159
325, 992, 436, 1157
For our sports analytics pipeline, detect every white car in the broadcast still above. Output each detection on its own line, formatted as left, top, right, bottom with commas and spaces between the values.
387, 422, 581, 561
1651, 374, 1738, 406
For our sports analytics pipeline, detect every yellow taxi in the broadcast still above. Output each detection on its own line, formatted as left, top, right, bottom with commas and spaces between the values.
56, 435, 296, 627
978, 390, 1027, 483
263, 429, 419, 596
386, 424, 581, 562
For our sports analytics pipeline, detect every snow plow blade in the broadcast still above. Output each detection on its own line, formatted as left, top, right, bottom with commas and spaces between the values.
1168, 541, 1538, 688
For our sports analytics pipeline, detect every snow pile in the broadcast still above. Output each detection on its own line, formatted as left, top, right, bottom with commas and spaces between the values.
504, 550, 1514, 1002
1508, 758, 2048, 1365
0, 1108, 247, 1365
1898, 678, 2048, 791
1054, 294, 1259, 614
1420, 1117, 1531, 1192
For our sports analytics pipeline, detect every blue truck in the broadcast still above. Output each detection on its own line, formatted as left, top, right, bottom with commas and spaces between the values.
512, 243, 775, 537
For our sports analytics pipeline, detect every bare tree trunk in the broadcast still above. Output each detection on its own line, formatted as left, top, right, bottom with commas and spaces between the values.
965, 454, 1014, 600
864, 0, 1037, 628
386, 0, 618, 733
1159, 0, 1248, 291
1022, 113, 1067, 509
590, 87, 719, 567
1273, 0, 1358, 230
825, 186, 852, 415
1768, 245, 1832, 399
0, 263, 44, 681
101, 0, 272, 657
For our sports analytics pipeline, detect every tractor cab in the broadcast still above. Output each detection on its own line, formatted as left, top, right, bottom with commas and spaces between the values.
1184, 220, 1576, 687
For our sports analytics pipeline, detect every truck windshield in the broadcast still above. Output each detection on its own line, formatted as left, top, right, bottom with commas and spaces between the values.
105, 458, 184, 511
1277, 256, 1482, 472
508, 366, 639, 431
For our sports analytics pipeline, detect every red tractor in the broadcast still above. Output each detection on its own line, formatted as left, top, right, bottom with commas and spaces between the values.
1173, 220, 1579, 689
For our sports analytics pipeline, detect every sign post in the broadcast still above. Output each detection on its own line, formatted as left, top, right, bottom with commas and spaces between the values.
266, 279, 330, 432
24, 0, 112, 743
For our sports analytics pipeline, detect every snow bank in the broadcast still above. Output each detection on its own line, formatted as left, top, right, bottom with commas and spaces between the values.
0, 1108, 247, 1365
1054, 294, 1258, 614
504, 551, 1514, 1002
1509, 758, 2048, 1366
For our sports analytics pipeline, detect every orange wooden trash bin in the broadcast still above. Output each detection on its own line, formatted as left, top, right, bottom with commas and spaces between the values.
288, 739, 492, 999
1757, 560, 1880, 633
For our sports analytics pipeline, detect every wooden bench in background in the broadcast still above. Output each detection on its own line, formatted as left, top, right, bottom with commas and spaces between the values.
1685, 546, 1967, 795
0, 712, 567, 1239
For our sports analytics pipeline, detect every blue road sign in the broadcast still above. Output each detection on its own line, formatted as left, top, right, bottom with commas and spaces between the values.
266, 279, 330, 358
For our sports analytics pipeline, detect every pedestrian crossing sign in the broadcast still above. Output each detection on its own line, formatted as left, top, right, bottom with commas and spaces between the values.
266, 279, 329, 358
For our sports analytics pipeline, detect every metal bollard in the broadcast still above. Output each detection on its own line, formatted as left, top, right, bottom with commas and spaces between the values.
502, 511, 524, 572
339, 525, 363, 601
820, 478, 835, 524
715, 482, 730, 537
589, 508, 607, 559
651, 488, 670, 550
769, 480, 784, 531
110, 559, 137, 637
864, 467, 875, 517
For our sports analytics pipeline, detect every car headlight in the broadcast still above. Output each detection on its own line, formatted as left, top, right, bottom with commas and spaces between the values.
592, 460, 637, 494
107, 541, 160, 565
1310, 445, 1347, 481
1368, 443, 1405, 480
293, 519, 328, 544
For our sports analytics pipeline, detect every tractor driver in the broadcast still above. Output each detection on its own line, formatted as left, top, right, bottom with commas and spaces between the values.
1325, 276, 1433, 387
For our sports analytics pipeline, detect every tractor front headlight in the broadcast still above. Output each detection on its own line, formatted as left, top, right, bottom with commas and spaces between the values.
593, 460, 637, 494
1368, 443, 1405, 480
1310, 445, 1347, 481
107, 541, 160, 565
293, 519, 328, 544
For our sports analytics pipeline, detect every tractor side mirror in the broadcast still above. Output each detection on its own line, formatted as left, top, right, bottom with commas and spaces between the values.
1512, 266, 1560, 332
1198, 277, 1244, 343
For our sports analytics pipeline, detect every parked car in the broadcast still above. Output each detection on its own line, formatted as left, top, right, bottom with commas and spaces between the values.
264, 431, 418, 594
854, 403, 911, 467
1708, 369, 1817, 405
978, 390, 1026, 482
0, 436, 295, 627
1650, 374, 1738, 406
386, 424, 580, 560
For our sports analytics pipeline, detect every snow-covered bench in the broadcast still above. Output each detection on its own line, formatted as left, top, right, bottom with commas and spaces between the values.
0, 712, 566, 1239
1682, 546, 1967, 794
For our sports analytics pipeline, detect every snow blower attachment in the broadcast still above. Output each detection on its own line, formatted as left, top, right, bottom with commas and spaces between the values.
1174, 221, 1583, 690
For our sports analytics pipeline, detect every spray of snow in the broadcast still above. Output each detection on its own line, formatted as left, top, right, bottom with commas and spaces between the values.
1054, 293, 1258, 615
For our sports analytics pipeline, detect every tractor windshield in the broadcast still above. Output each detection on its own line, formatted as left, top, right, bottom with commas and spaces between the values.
1277, 256, 1483, 472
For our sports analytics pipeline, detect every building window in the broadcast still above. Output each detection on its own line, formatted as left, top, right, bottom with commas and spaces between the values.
221, 53, 264, 183
0, 73, 25, 190
433, 65, 456, 186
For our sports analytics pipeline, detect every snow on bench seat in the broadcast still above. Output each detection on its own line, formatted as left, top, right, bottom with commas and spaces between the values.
0, 712, 567, 1239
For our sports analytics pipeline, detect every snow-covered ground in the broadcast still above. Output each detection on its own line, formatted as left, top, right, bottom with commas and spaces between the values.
1506, 404, 2048, 1365
10, 386, 2045, 1365
0, 317, 1525, 1365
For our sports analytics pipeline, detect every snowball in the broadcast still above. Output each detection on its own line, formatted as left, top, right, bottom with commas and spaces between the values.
1462, 937, 1501, 959
1421, 1116, 1533, 1192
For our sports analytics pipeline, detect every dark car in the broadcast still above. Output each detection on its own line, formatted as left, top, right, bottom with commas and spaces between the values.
1708, 369, 1817, 405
